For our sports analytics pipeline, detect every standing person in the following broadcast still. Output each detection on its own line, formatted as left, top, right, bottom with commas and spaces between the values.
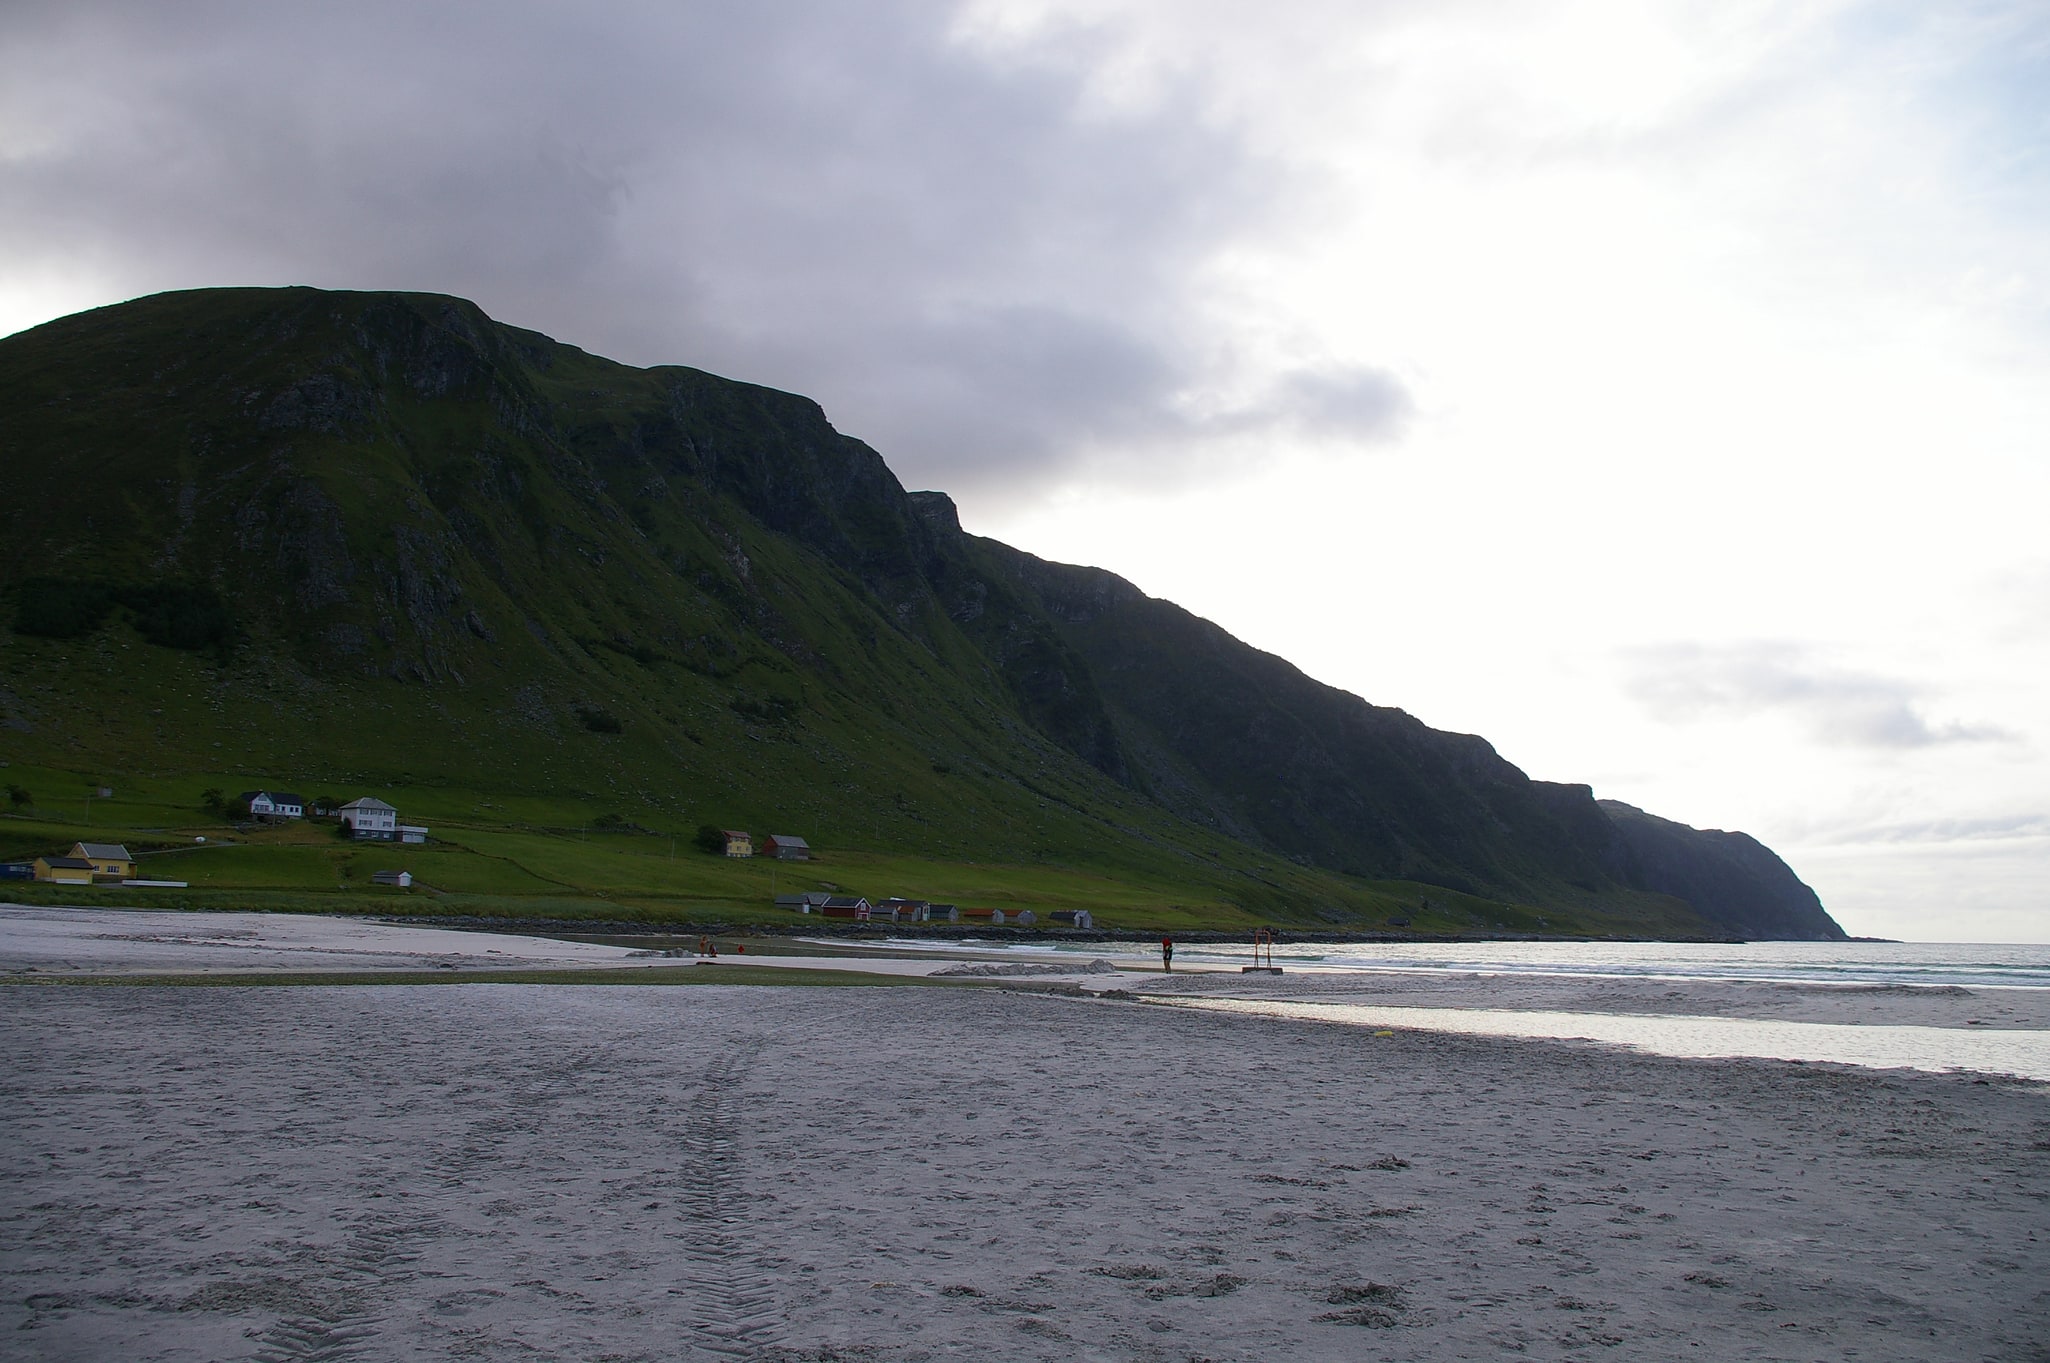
1161, 935, 1174, 972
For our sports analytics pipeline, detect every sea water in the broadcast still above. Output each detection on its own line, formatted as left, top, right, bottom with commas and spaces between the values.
1150, 998, 2050, 1081
882, 937, 2050, 1079
901, 936, 2050, 990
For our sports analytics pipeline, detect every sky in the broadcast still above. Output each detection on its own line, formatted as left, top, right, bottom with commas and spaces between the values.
3, 0, 2045, 941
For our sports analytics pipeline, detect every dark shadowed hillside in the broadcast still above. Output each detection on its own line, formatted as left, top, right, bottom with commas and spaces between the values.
1597, 800, 1842, 941
0, 287, 1841, 938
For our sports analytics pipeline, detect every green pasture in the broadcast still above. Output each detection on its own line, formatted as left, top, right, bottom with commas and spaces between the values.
0, 755, 1650, 937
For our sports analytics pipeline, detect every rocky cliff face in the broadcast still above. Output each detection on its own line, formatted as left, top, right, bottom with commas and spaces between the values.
0, 286, 1841, 938
918, 519, 1839, 938
1598, 801, 1842, 940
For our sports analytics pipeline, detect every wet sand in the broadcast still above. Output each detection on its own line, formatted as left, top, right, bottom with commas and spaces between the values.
1132, 966, 2050, 1030
5, 982, 2046, 1361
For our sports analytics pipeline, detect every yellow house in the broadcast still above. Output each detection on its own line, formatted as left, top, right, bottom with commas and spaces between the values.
71, 842, 135, 880
722, 830, 753, 858
33, 856, 95, 885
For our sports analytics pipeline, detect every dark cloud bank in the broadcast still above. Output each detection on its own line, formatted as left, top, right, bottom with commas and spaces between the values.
0, 0, 1409, 493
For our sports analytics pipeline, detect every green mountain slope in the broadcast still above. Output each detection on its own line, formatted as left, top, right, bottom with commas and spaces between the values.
0, 287, 1841, 939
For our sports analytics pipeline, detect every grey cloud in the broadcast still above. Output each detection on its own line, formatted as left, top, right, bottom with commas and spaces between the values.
1625, 643, 2013, 749
0, 1, 1404, 494
1818, 813, 2050, 846
1235, 364, 1413, 441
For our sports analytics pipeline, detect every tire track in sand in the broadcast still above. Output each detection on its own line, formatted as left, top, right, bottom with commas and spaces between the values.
672, 1045, 783, 1360
251, 1218, 427, 1362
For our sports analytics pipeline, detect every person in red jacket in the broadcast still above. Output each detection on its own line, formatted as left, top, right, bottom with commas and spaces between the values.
1161, 935, 1174, 973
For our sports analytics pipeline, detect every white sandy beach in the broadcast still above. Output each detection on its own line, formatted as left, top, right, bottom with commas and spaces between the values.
6, 967, 2049, 1361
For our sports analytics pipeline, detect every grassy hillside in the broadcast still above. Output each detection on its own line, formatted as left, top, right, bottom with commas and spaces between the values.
0, 286, 1823, 939
0, 759, 1690, 936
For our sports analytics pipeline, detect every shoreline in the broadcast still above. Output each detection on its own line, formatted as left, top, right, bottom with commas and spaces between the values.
5, 903, 2042, 1028
8, 904, 2048, 1090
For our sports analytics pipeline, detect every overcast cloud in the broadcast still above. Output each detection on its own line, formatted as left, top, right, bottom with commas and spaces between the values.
0, 0, 1407, 491
1624, 643, 2015, 751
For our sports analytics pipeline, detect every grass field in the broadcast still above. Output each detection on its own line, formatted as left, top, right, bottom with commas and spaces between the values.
0, 755, 1638, 936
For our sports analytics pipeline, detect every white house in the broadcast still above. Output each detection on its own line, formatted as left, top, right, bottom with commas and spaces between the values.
337, 797, 399, 840
370, 870, 413, 888
242, 791, 305, 820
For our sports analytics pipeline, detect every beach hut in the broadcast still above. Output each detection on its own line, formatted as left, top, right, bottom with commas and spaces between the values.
1014, 909, 1037, 927
926, 904, 959, 924
987, 909, 1006, 925
820, 896, 870, 920
1050, 909, 1094, 929
370, 870, 413, 888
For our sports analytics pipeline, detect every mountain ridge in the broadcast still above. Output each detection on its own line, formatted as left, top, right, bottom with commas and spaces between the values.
0, 286, 1841, 939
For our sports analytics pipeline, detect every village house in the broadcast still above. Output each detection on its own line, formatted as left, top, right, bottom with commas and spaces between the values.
722, 830, 753, 858
337, 798, 400, 840
925, 904, 960, 924
878, 897, 926, 920
241, 791, 305, 820
32, 856, 94, 885
775, 892, 833, 913
762, 834, 810, 861
370, 870, 413, 888
819, 896, 871, 920
71, 842, 135, 880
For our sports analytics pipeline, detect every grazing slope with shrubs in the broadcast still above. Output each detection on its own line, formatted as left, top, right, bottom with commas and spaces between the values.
0, 287, 1840, 939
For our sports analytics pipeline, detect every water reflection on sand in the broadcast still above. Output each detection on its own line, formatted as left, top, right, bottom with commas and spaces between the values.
1156, 996, 2050, 1081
